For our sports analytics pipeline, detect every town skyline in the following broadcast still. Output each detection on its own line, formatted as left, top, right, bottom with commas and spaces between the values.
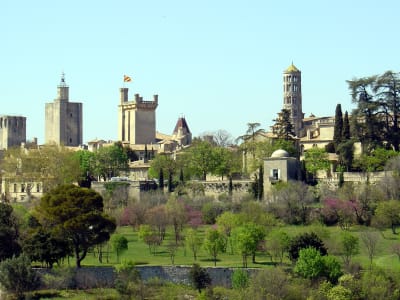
2, 1, 400, 144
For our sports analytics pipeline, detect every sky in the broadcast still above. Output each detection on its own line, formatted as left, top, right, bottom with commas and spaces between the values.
1, 1, 400, 145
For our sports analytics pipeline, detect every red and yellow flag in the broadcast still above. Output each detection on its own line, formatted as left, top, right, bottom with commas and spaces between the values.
123, 75, 132, 82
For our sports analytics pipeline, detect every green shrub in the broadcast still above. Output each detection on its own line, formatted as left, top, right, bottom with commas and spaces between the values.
0, 254, 39, 297
232, 269, 249, 290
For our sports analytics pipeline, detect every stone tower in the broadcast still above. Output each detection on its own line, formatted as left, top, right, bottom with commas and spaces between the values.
45, 74, 83, 146
0, 116, 26, 150
283, 63, 303, 137
118, 88, 158, 145
172, 116, 192, 146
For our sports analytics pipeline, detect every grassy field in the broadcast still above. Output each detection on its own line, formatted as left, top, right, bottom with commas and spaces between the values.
78, 224, 400, 271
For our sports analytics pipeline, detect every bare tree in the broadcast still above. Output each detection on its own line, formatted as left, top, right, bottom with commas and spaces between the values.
360, 229, 380, 269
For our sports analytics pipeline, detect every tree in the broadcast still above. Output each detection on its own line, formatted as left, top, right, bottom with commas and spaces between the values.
111, 234, 128, 263
148, 154, 176, 189
184, 140, 216, 181
189, 263, 211, 293
74, 150, 96, 187
272, 108, 296, 140
333, 103, 343, 150
268, 230, 291, 264
2, 145, 82, 192
232, 222, 265, 267
0, 254, 39, 298
93, 143, 128, 180
373, 200, 400, 234
145, 205, 168, 242
203, 228, 226, 266
340, 232, 359, 269
347, 76, 383, 153
304, 147, 330, 181
343, 111, 351, 140
0, 203, 21, 261
166, 197, 187, 245
23, 227, 71, 268
294, 247, 342, 283
212, 146, 241, 180
337, 140, 354, 172
138, 224, 161, 255
185, 228, 202, 261
360, 230, 380, 268
216, 211, 241, 254
36, 184, 116, 267
288, 232, 327, 262
159, 167, 164, 190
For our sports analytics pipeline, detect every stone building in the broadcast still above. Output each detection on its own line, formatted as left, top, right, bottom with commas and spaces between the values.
45, 74, 83, 146
283, 63, 304, 137
0, 115, 26, 150
118, 88, 158, 145
263, 149, 301, 197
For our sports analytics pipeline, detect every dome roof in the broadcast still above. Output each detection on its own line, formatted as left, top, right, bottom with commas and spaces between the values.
284, 63, 300, 73
271, 149, 290, 158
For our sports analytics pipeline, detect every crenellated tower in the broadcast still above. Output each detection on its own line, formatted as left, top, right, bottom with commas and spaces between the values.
118, 88, 158, 145
283, 63, 303, 137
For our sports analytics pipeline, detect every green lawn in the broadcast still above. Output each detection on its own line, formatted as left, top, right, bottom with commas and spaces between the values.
78, 224, 400, 271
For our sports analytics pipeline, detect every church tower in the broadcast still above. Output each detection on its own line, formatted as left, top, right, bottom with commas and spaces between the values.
283, 63, 303, 137
118, 88, 158, 145
45, 74, 83, 146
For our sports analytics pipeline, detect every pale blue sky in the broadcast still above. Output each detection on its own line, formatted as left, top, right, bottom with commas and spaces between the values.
1, 1, 399, 144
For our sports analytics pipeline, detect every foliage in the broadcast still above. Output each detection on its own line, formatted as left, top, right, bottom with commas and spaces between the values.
148, 153, 176, 182
2, 145, 81, 192
0, 254, 39, 297
114, 260, 145, 298
203, 228, 226, 266
138, 224, 161, 255
36, 184, 116, 267
321, 198, 357, 229
288, 232, 327, 261
267, 229, 291, 264
111, 234, 128, 263
0, 203, 21, 261
201, 202, 225, 224
294, 247, 342, 283
232, 222, 266, 267
23, 227, 71, 268
166, 197, 187, 244
246, 267, 290, 300
272, 108, 296, 140
92, 143, 128, 181
353, 147, 399, 172
360, 229, 380, 268
231, 269, 249, 290
340, 232, 359, 269
304, 147, 330, 180
373, 200, 400, 234
189, 263, 211, 292
185, 228, 203, 261
333, 103, 343, 150
183, 139, 216, 180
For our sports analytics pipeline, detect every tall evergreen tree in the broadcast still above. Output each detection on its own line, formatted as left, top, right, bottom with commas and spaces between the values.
333, 104, 343, 149
343, 111, 351, 140
159, 167, 164, 190
272, 109, 295, 140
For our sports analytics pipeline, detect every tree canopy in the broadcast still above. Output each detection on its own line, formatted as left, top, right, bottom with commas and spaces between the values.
35, 184, 116, 267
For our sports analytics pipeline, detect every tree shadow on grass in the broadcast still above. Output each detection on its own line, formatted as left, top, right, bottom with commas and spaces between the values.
199, 258, 221, 263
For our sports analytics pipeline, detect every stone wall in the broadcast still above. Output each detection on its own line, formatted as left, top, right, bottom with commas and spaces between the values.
38, 266, 259, 289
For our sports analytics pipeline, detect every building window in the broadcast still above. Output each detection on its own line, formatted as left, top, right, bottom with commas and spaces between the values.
21, 184, 25, 193
36, 184, 40, 193
13, 184, 17, 193
270, 169, 280, 180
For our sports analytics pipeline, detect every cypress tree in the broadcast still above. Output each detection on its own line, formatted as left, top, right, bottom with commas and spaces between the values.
333, 104, 343, 149
168, 171, 173, 193
343, 111, 350, 140
159, 168, 164, 190
257, 166, 264, 200
144, 144, 148, 161
179, 168, 184, 183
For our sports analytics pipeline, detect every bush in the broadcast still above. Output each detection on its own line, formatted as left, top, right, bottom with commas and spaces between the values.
232, 269, 249, 290
0, 254, 39, 297
189, 263, 211, 292
288, 232, 327, 261
41, 266, 76, 289
114, 260, 146, 298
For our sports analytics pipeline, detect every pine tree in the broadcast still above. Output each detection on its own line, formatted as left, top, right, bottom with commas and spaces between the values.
273, 109, 295, 140
333, 104, 343, 149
